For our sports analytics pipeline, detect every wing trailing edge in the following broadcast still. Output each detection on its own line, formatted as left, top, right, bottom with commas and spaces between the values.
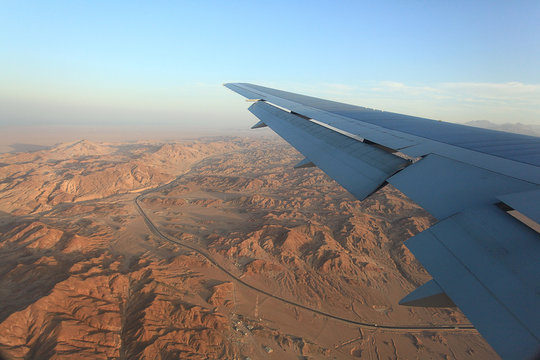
225, 82, 540, 359
248, 100, 410, 200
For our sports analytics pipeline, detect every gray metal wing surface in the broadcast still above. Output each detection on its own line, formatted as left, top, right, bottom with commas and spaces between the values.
225, 82, 540, 360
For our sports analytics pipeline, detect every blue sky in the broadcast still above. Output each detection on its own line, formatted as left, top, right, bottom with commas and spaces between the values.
1, 1, 539, 143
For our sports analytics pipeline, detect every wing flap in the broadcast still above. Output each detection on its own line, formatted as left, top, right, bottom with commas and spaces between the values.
387, 154, 537, 220
305, 112, 420, 150
406, 206, 540, 360
497, 189, 540, 226
248, 100, 409, 200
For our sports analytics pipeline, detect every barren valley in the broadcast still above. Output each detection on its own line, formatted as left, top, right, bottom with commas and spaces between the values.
0, 137, 498, 359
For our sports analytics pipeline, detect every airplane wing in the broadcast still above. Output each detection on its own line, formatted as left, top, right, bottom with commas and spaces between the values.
225, 83, 540, 360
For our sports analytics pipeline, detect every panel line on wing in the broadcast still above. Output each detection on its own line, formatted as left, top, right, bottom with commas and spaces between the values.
405, 207, 540, 359
232, 83, 540, 168
310, 119, 419, 163
225, 82, 540, 360
254, 100, 419, 166
248, 101, 410, 200
496, 202, 540, 234
226, 83, 540, 184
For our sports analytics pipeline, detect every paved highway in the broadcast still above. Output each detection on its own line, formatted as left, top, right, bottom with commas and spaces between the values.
135, 177, 476, 333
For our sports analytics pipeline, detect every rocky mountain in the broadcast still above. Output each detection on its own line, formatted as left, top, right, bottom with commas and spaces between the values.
0, 137, 497, 359
0, 139, 240, 215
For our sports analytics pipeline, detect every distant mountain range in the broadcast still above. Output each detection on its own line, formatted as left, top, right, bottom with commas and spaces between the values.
465, 120, 540, 136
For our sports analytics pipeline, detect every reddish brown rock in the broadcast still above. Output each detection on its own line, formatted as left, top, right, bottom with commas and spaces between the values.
0, 137, 497, 360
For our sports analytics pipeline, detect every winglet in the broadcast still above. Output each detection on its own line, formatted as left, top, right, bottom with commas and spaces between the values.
399, 279, 455, 307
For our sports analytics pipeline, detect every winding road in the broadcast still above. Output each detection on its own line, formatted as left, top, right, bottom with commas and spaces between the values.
135, 176, 476, 333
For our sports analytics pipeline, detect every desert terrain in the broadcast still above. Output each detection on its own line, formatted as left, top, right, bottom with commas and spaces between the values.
0, 136, 498, 359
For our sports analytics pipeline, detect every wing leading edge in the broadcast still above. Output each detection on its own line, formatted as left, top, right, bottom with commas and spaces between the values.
225, 83, 540, 360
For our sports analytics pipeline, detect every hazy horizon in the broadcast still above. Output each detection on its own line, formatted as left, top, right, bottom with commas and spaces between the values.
2, 118, 540, 154
2, 1, 540, 143
0, 124, 279, 153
